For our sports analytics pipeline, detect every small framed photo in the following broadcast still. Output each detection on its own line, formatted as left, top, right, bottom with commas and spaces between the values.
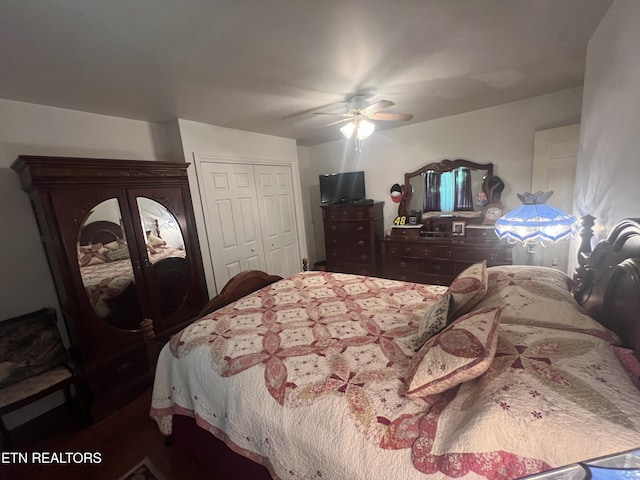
452, 221, 466, 237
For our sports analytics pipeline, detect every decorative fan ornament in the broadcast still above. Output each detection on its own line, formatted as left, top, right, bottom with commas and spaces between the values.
314, 94, 413, 150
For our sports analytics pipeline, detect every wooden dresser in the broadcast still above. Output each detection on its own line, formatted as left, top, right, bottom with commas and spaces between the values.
381, 226, 512, 285
321, 202, 384, 276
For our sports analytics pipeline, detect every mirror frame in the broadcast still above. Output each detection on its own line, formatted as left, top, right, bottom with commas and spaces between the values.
398, 159, 494, 217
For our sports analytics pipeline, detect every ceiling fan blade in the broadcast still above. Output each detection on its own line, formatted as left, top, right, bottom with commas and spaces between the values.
371, 112, 414, 121
312, 112, 349, 117
323, 118, 351, 127
362, 99, 395, 114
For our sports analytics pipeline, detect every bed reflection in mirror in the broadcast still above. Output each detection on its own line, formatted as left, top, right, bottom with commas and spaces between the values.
77, 198, 142, 330
137, 197, 189, 321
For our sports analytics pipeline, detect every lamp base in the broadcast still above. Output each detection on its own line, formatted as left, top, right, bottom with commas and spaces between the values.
526, 244, 536, 265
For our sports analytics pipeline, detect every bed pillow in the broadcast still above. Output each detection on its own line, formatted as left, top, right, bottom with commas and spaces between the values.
104, 245, 130, 262
403, 306, 501, 398
414, 292, 453, 351
447, 261, 488, 318
473, 265, 621, 344
78, 243, 107, 266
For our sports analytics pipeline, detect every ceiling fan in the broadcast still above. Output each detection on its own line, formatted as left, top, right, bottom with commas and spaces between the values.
314, 94, 413, 144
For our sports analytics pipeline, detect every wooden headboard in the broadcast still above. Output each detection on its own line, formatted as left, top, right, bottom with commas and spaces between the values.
573, 217, 640, 359
79, 221, 123, 245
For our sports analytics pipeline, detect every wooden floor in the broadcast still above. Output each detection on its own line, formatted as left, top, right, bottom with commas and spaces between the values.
0, 389, 210, 480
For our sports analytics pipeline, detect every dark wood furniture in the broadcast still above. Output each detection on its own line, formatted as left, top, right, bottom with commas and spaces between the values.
382, 227, 512, 285
573, 216, 640, 359
12, 156, 207, 421
383, 159, 511, 285
321, 202, 384, 276
0, 308, 86, 446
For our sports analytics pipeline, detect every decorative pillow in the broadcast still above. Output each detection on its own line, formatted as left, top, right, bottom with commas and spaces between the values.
473, 265, 621, 344
403, 306, 501, 398
104, 245, 130, 262
414, 292, 453, 351
448, 261, 488, 318
78, 243, 107, 266
147, 235, 166, 247
0, 308, 68, 389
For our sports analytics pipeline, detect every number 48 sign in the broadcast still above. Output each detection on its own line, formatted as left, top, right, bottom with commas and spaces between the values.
393, 216, 407, 226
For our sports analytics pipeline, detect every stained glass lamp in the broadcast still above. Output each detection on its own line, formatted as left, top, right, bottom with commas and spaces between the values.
494, 191, 577, 265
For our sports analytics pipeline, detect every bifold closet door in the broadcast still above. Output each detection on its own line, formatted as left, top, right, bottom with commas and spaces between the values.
199, 162, 301, 292
199, 162, 268, 290
253, 164, 301, 279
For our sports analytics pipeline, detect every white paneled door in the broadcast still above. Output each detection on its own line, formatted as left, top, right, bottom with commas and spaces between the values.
254, 165, 301, 278
531, 124, 579, 273
200, 162, 300, 291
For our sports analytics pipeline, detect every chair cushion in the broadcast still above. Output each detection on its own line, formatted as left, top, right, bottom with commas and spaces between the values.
0, 366, 72, 410
0, 308, 68, 389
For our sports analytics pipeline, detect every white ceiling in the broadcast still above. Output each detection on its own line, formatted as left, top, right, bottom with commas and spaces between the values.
0, 0, 612, 146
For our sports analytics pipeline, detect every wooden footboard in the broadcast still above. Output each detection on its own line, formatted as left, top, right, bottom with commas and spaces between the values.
198, 270, 283, 318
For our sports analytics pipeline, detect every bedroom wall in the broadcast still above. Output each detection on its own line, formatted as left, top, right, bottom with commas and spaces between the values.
169, 119, 308, 297
0, 98, 172, 428
300, 88, 584, 266
573, 0, 640, 255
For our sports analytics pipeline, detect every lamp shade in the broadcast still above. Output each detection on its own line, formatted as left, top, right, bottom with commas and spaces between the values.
494, 191, 577, 245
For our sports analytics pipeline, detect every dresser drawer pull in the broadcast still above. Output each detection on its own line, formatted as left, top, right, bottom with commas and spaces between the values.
331, 225, 337, 231
116, 362, 133, 374
360, 255, 368, 261
446, 251, 452, 258
332, 239, 339, 244
422, 250, 430, 256
357, 240, 365, 246
404, 246, 412, 253
356, 213, 364, 219
356, 226, 365, 232
390, 248, 398, 255
331, 252, 338, 258
400, 261, 408, 268
434, 265, 442, 272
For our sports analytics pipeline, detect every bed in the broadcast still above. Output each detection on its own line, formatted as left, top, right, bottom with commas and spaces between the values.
150, 216, 640, 479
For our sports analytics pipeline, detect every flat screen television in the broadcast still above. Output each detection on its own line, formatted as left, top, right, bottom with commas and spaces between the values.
319, 171, 366, 204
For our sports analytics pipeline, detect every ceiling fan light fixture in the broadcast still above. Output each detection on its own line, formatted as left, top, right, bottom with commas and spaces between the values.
356, 119, 375, 140
340, 121, 356, 139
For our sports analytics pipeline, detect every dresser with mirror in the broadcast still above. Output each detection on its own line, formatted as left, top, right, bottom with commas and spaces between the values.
12, 156, 207, 421
382, 159, 512, 285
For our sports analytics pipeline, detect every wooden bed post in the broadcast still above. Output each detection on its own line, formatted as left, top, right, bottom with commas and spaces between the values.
578, 214, 595, 266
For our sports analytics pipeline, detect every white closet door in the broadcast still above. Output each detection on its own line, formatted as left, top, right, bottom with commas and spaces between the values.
254, 165, 301, 278
532, 124, 579, 273
200, 162, 266, 289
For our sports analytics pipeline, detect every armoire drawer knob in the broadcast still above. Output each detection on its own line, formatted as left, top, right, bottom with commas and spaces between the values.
116, 362, 133, 374
357, 240, 365, 246
400, 262, 408, 268
422, 250, 430, 256
356, 226, 365, 232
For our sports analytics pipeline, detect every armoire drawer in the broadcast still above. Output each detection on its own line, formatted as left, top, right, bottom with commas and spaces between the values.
324, 205, 374, 221
92, 345, 150, 395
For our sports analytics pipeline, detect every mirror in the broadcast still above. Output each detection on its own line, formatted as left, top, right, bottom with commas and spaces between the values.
136, 197, 189, 320
399, 159, 494, 220
77, 198, 142, 330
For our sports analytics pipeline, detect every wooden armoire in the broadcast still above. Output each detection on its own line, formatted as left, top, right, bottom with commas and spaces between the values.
12, 156, 208, 421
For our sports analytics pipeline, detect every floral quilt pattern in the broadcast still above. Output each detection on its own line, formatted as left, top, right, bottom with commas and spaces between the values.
151, 272, 640, 480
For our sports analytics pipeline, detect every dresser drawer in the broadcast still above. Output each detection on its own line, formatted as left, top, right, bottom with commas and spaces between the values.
330, 261, 378, 277
384, 256, 424, 274
324, 206, 373, 221
327, 235, 371, 250
327, 245, 371, 264
325, 220, 370, 235
455, 247, 508, 263
385, 241, 455, 260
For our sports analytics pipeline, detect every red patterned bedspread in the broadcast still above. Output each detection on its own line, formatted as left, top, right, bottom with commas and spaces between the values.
150, 272, 640, 480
